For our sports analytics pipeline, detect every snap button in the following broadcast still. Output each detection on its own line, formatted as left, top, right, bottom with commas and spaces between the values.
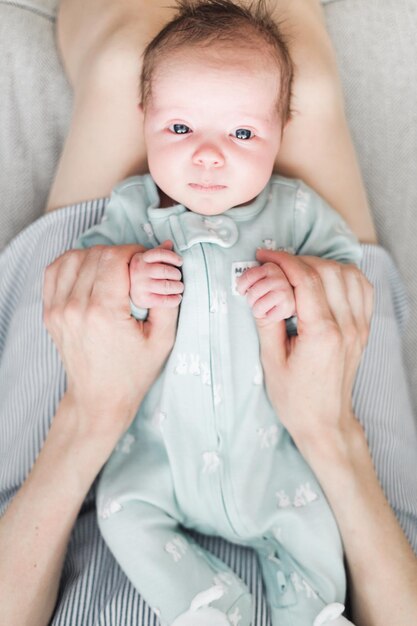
170, 212, 239, 250
276, 570, 287, 593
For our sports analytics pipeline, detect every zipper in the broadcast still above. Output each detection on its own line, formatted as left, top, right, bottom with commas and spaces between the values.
200, 243, 240, 537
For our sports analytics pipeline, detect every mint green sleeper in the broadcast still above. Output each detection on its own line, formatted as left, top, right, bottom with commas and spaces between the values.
77, 174, 362, 626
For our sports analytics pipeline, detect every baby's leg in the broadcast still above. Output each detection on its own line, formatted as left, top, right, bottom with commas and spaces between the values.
97, 429, 252, 626
98, 497, 252, 625
47, 0, 377, 243
253, 534, 346, 626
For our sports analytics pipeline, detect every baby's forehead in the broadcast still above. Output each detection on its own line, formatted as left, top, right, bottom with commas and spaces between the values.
144, 40, 284, 122
153, 41, 281, 81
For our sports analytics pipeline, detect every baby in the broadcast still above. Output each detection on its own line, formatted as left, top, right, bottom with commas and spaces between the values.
77, 1, 361, 625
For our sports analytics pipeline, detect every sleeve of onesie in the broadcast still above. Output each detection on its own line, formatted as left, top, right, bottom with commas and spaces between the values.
76, 178, 149, 249
292, 180, 363, 266
76, 177, 152, 320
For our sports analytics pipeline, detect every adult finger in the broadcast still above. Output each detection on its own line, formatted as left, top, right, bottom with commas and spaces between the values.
255, 316, 289, 365
340, 265, 368, 342
255, 249, 334, 332
301, 257, 354, 331
346, 267, 374, 347
43, 258, 59, 311
303, 258, 373, 349
68, 247, 105, 306
44, 249, 85, 310
362, 274, 374, 331
90, 245, 148, 308
146, 303, 180, 346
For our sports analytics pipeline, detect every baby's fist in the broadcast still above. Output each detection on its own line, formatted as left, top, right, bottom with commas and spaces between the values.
236, 261, 295, 323
129, 240, 184, 309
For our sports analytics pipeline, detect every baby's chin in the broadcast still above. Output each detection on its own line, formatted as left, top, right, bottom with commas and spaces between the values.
182, 200, 233, 216
176, 190, 256, 215
185, 196, 257, 216
157, 181, 259, 214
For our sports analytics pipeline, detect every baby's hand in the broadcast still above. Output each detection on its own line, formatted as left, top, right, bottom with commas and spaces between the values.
129, 240, 184, 309
236, 261, 295, 324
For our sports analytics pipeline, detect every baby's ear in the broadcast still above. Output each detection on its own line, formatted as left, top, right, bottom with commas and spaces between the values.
138, 102, 144, 114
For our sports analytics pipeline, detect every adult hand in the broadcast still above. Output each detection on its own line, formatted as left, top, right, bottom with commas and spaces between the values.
43, 244, 179, 444
248, 249, 373, 456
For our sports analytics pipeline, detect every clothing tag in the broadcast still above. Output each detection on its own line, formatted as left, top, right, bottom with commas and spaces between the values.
231, 261, 260, 295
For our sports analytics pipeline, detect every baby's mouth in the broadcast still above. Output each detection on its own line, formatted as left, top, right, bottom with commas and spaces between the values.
188, 183, 227, 192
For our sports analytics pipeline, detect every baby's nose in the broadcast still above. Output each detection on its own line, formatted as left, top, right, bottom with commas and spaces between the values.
192, 144, 224, 167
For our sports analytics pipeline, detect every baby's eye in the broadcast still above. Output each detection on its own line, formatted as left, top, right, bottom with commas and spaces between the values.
234, 128, 253, 140
169, 123, 191, 135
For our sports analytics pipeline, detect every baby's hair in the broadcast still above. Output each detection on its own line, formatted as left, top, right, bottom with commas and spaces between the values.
140, 0, 294, 122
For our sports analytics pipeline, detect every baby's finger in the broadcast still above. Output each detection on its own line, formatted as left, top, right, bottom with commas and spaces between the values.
255, 250, 334, 331
252, 290, 295, 320
148, 279, 184, 296
256, 305, 290, 324
236, 264, 265, 295
142, 246, 183, 267
245, 275, 292, 308
237, 261, 288, 296
145, 263, 182, 281
146, 293, 183, 308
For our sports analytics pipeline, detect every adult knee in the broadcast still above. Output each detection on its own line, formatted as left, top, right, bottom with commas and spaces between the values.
56, 0, 144, 91
56, 0, 175, 94
291, 66, 345, 122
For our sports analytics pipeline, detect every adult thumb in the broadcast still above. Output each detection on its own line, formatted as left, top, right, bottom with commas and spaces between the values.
255, 317, 288, 366
147, 304, 179, 344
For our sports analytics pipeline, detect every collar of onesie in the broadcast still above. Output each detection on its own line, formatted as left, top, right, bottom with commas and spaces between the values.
141, 174, 271, 252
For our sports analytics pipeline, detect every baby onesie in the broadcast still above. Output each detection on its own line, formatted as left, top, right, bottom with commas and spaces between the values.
77, 174, 362, 626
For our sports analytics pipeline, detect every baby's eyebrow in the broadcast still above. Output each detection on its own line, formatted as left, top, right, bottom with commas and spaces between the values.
150, 104, 275, 128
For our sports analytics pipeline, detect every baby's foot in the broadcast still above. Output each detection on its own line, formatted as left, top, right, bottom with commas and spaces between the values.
314, 603, 356, 626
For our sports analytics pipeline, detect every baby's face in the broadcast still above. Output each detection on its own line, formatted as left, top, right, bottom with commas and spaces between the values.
142, 49, 285, 215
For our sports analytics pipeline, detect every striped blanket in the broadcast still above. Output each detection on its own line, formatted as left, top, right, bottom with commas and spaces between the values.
1, 201, 416, 625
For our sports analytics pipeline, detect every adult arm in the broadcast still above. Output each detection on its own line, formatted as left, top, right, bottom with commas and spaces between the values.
245, 249, 417, 626
0, 245, 179, 626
